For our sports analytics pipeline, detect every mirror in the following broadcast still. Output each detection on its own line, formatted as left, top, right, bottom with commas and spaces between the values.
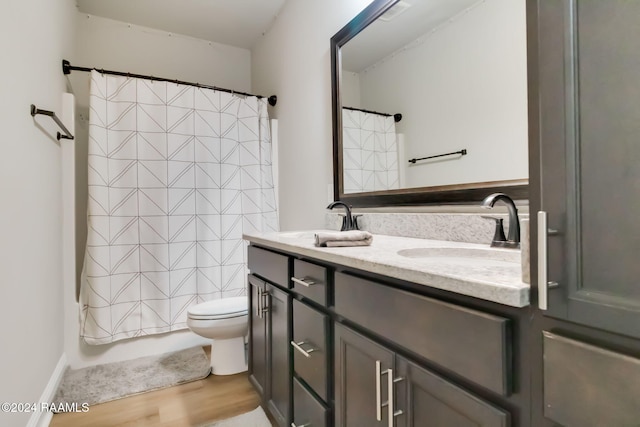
331, 0, 529, 206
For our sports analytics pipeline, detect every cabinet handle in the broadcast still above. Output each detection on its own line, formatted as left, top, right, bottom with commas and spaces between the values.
376, 360, 382, 422
537, 211, 560, 310
291, 277, 316, 287
255, 288, 262, 318
291, 423, 311, 427
290, 340, 316, 358
380, 368, 403, 427
261, 291, 270, 317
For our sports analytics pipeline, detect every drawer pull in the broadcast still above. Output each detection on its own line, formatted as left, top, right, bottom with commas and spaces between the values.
291, 423, 311, 427
292, 277, 316, 287
291, 340, 316, 358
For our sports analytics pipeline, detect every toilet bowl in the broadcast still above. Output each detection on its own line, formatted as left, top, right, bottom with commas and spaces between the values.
187, 297, 248, 375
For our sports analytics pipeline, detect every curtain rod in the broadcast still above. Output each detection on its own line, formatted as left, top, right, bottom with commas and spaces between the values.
342, 106, 401, 122
62, 59, 277, 106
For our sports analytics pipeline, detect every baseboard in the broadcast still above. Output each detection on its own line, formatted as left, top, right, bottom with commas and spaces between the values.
26, 353, 68, 427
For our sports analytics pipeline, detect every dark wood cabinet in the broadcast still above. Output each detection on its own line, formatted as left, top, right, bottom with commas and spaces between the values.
534, 0, 640, 339
396, 357, 509, 427
266, 283, 291, 426
335, 323, 509, 427
529, 0, 640, 425
248, 274, 267, 397
334, 323, 394, 427
293, 377, 329, 427
247, 274, 291, 427
334, 272, 511, 396
249, 244, 523, 426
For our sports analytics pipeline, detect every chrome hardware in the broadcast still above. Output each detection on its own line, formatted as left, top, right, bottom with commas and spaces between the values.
376, 360, 382, 421
538, 211, 560, 310
292, 277, 316, 287
376, 361, 403, 426
261, 291, 270, 317
291, 341, 316, 358
291, 423, 311, 427
381, 368, 403, 426
255, 288, 262, 318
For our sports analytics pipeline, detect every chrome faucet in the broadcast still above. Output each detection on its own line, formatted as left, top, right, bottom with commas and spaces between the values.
481, 193, 520, 249
327, 201, 359, 231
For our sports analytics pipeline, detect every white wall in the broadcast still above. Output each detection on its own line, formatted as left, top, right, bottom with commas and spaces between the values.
341, 71, 362, 108
0, 0, 76, 425
359, 0, 528, 188
251, 0, 374, 230
67, 13, 252, 368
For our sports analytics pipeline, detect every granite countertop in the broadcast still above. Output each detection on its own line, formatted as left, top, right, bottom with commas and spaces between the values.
243, 230, 530, 308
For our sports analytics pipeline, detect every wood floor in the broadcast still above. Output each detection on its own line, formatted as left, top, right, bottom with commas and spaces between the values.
50, 347, 265, 427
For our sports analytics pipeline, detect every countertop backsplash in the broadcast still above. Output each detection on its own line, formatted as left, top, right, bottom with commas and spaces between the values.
326, 212, 531, 284
325, 212, 528, 245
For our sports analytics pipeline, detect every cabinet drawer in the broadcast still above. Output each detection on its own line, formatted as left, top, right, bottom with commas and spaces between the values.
248, 245, 290, 288
292, 299, 329, 401
334, 272, 510, 395
293, 377, 328, 427
543, 331, 640, 426
292, 259, 328, 305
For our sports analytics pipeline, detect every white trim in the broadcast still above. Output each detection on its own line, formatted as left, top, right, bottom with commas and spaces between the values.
26, 353, 68, 427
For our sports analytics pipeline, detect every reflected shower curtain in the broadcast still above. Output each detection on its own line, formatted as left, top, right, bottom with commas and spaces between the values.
80, 70, 278, 345
342, 108, 399, 193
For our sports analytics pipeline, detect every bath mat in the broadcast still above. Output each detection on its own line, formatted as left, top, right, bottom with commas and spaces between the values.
53, 346, 210, 406
199, 406, 272, 427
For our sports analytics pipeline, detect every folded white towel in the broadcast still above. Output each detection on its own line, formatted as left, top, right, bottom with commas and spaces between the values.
314, 230, 373, 247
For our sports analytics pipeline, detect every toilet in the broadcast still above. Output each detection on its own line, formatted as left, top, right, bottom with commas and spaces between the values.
187, 296, 248, 375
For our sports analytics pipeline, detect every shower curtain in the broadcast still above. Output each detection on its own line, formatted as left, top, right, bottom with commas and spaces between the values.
80, 71, 278, 345
342, 108, 399, 193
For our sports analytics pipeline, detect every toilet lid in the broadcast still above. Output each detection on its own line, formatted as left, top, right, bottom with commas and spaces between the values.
187, 296, 248, 318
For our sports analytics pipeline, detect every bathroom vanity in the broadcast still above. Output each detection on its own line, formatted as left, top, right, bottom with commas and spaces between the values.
245, 232, 531, 427
245, 0, 640, 425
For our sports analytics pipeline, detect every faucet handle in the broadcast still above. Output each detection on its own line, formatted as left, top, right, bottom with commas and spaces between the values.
352, 214, 363, 230
482, 216, 507, 245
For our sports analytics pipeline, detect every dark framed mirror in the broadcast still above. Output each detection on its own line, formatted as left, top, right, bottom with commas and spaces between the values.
331, 0, 529, 207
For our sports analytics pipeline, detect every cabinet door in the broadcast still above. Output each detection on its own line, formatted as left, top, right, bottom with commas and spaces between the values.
248, 275, 267, 397
266, 283, 291, 427
334, 323, 394, 427
531, 1, 640, 425
396, 357, 509, 427
536, 0, 640, 338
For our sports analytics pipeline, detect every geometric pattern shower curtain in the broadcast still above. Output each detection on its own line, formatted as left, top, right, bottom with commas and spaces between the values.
342, 108, 399, 193
80, 70, 278, 345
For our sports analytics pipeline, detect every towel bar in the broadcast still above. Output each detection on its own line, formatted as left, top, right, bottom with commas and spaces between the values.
30, 104, 74, 141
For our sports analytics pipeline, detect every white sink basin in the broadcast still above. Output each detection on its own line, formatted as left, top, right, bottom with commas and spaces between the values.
397, 247, 520, 265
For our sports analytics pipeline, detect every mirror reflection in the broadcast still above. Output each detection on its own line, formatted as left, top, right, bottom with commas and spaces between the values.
339, 0, 528, 194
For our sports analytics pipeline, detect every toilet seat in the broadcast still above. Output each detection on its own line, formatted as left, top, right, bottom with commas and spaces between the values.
187, 297, 248, 321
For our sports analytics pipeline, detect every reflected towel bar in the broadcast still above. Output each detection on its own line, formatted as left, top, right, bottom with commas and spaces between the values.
408, 149, 467, 164
30, 104, 74, 141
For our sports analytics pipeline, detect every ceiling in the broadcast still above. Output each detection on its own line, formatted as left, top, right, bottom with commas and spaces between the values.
342, 0, 481, 72
76, 0, 288, 49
